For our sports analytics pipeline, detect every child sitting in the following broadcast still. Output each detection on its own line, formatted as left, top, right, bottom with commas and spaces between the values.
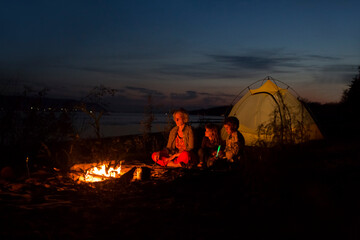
197, 123, 221, 168
223, 116, 244, 163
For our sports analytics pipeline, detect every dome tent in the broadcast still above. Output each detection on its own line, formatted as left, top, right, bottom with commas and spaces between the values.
222, 77, 323, 146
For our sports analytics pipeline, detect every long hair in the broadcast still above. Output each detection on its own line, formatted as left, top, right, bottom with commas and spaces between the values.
205, 123, 220, 145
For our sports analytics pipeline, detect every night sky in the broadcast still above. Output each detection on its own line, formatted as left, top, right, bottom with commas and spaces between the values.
1, 0, 359, 111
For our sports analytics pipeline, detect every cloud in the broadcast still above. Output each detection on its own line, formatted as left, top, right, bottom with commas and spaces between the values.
53, 50, 346, 86
208, 54, 303, 70
125, 86, 166, 97
157, 61, 235, 79
167, 90, 236, 110
156, 51, 323, 80
60, 64, 139, 77
198, 91, 234, 98
170, 91, 198, 100
320, 64, 357, 73
198, 91, 236, 106
305, 55, 342, 61
312, 64, 359, 84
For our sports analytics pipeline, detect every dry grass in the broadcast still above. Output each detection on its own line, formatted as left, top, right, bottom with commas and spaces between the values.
1, 136, 360, 239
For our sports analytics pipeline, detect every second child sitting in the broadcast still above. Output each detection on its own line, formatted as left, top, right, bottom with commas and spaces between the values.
197, 123, 221, 168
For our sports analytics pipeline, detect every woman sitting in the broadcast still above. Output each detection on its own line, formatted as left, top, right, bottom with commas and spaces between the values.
152, 108, 194, 168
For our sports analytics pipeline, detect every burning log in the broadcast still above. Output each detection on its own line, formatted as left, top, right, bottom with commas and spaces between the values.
68, 160, 123, 183
68, 159, 154, 183
84, 173, 115, 182
116, 167, 137, 184
69, 161, 167, 184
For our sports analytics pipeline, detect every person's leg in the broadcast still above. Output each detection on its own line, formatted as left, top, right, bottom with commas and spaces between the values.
197, 148, 205, 167
174, 151, 191, 165
198, 148, 211, 167
166, 160, 182, 168
207, 157, 215, 167
152, 150, 169, 166
225, 151, 235, 163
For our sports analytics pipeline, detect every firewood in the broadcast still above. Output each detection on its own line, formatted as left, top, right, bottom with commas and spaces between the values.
115, 167, 136, 184
85, 173, 114, 180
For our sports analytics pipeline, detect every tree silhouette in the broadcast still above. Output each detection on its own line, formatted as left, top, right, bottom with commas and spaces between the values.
341, 66, 360, 107
341, 66, 360, 136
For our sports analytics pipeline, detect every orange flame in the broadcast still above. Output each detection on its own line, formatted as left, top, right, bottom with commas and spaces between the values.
83, 164, 122, 182
132, 167, 142, 182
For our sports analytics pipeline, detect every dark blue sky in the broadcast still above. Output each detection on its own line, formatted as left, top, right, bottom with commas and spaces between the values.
1, 0, 359, 111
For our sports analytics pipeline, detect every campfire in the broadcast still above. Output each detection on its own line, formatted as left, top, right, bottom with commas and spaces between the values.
69, 161, 125, 183
69, 160, 151, 183
83, 164, 122, 182
69, 160, 167, 184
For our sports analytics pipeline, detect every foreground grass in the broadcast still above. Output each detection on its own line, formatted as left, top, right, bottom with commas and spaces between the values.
1, 138, 359, 239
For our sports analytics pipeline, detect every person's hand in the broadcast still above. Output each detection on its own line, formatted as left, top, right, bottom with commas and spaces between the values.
164, 154, 178, 165
169, 153, 180, 161
217, 151, 225, 159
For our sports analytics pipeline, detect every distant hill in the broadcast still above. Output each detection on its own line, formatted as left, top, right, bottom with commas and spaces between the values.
0, 95, 107, 112
189, 105, 231, 116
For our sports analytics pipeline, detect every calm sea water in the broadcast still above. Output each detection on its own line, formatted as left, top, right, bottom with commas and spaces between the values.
73, 112, 224, 138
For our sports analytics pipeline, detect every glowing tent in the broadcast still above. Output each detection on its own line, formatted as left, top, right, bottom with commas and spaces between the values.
222, 77, 323, 146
